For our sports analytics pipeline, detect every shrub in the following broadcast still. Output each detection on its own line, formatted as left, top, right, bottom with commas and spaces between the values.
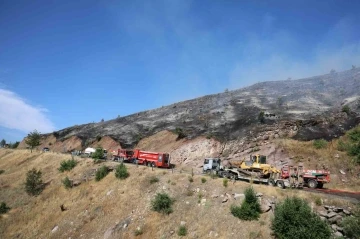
337, 139, 349, 151
0, 202, 10, 214
151, 193, 174, 215
223, 178, 228, 187
149, 176, 159, 184
25, 168, 44, 196
258, 111, 265, 124
314, 196, 322, 206
177, 225, 187, 236
92, 147, 105, 160
175, 127, 186, 140
341, 206, 360, 239
342, 105, 351, 115
134, 227, 143, 236
58, 159, 77, 172
96, 135, 101, 141
115, 163, 129, 179
271, 196, 331, 239
186, 190, 193, 196
188, 176, 194, 183
230, 187, 261, 221
0, 169, 4, 175
62, 176, 72, 189
313, 139, 328, 149
201, 177, 207, 183
95, 166, 109, 181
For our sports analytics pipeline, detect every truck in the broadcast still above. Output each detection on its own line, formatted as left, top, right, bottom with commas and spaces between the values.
203, 158, 330, 189
84, 147, 108, 159
112, 149, 171, 168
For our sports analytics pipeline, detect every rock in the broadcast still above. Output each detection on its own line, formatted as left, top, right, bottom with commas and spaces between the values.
123, 224, 128, 229
180, 221, 186, 226
331, 224, 338, 231
222, 198, 228, 203
319, 211, 328, 217
328, 215, 342, 224
334, 154, 339, 158
72, 180, 82, 187
256, 192, 263, 197
185, 201, 189, 205
170, 230, 175, 235
201, 199, 206, 205
320, 216, 326, 221
324, 205, 330, 210
233, 193, 245, 199
339, 170, 346, 175
51, 226, 59, 233
211, 194, 219, 198
162, 186, 166, 190
343, 209, 351, 215
327, 212, 337, 218
334, 208, 343, 213
196, 188, 200, 193
261, 201, 272, 213
106, 190, 113, 196
334, 231, 343, 237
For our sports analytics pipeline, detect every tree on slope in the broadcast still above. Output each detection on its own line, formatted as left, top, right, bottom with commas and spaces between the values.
25, 130, 41, 153
0, 139, 5, 147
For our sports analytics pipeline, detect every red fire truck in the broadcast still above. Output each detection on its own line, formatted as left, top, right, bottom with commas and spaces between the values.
112, 149, 170, 168
281, 166, 330, 189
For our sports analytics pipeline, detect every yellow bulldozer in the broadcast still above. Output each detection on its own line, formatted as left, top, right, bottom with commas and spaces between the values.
229, 154, 280, 178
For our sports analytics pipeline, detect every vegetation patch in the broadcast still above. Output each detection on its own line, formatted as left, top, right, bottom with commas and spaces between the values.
151, 193, 174, 215
313, 139, 328, 149
115, 163, 129, 179
188, 176, 194, 183
0, 169, 4, 175
338, 126, 360, 164
230, 187, 261, 221
149, 176, 159, 184
95, 166, 109, 181
62, 176, 72, 189
177, 225, 187, 236
223, 178, 228, 187
0, 202, 10, 214
341, 205, 360, 239
58, 159, 77, 172
25, 168, 44, 196
201, 177, 207, 183
271, 196, 331, 239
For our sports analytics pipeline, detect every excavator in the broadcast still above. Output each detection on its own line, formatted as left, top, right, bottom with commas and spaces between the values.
229, 154, 280, 178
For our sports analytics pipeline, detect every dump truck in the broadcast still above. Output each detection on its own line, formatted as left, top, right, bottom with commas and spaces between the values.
112, 149, 171, 168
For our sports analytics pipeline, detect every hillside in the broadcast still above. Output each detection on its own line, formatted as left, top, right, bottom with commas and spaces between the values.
18, 68, 360, 155
0, 149, 358, 239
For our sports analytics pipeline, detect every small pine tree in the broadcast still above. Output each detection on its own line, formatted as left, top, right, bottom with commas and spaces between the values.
92, 147, 104, 161
0, 202, 10, 214
115, 163, 129, 179
62, 177, 72, 189
272, 197, 331, 239
258, 111, 265, 124
25, 130, 41, 152
0, 139, 6, 147
25, 168, 44, 196
341, 206, 360, 239
230, 187, 261, 221
95, 166, 109, 181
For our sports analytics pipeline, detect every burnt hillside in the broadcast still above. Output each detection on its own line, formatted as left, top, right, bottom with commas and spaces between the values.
35, 68, 360, 149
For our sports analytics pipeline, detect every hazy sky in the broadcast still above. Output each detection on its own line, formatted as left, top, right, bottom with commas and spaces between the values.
1, 0, 360, 142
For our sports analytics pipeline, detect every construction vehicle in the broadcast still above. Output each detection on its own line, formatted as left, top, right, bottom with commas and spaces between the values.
229, 154, 281, 178
281, 166, 330, 189
112, 149, 170, 168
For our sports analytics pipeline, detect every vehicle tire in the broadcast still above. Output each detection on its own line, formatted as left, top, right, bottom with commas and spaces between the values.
308, 179, 318, 189
268, 178, 275, 186
229, 173, 237, 180
144, 161, 148, 166
317, 182, 324, 189
276, 180, 285, 189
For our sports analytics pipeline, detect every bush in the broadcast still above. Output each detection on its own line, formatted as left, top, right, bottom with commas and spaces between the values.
342, 105, 351, 115
151, 193, 174, 215
188, 176, 194, 183
271, 196, 331, 239
149, 176, 159, 184
201, 177, 207, 183
134, 227, 143, 236
223, 178, 228, 187
92, 147, 105, 160
115, 163, 129, 179
341, 206, 360, 239
177, 225, 187, 236
0, 169, 4, 175
175, 127, 186, 140
25, 168, 44, 196
95, 166, 109, 181
58, 159, 77, 172
230, 187, 261, 221
0, 202, 10, 214
258, 111, 265, 124
62, 177, 72, 189
313, 139, 328, 149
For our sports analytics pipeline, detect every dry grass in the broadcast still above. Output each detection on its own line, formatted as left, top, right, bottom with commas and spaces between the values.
0, 149, 357, 239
